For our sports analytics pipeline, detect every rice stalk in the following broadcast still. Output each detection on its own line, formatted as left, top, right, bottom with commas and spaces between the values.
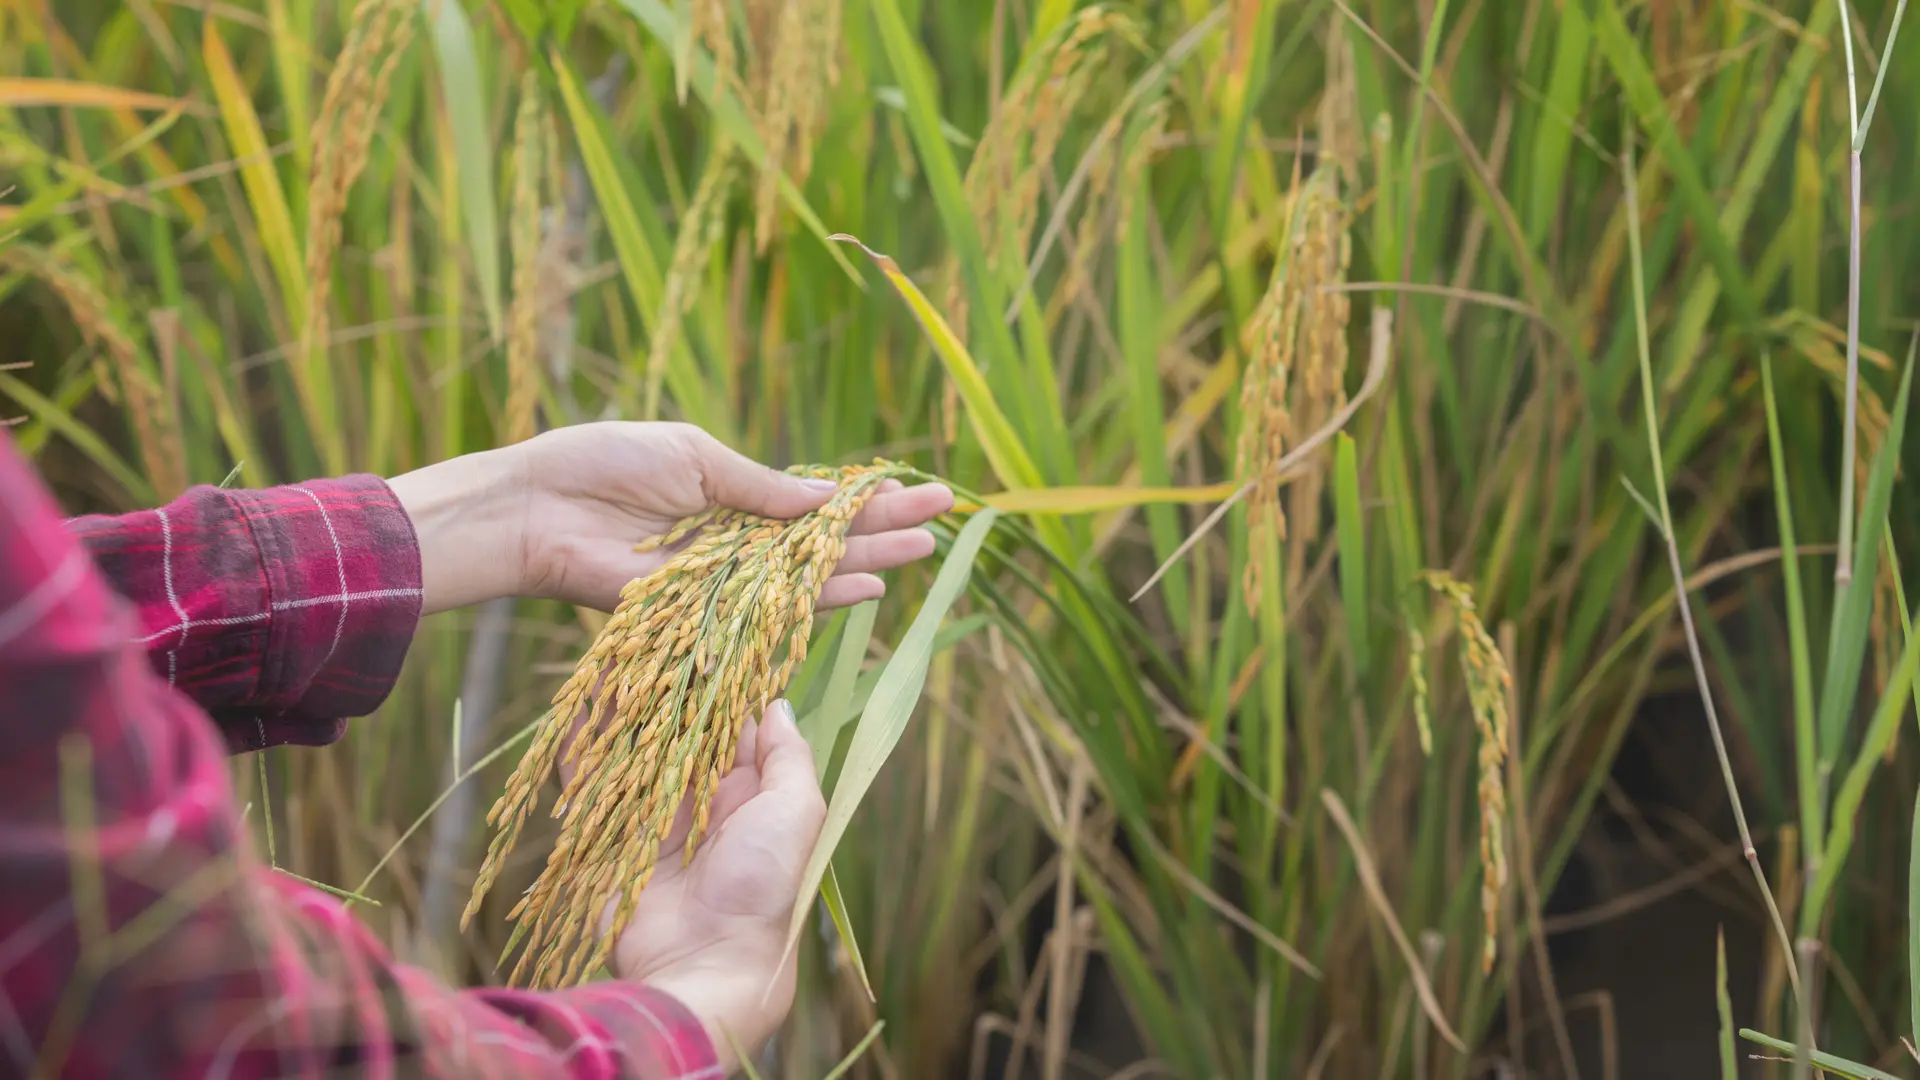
751, 0, 841, 250
1418, 570, 1512, 974
679, 0, 738, 103
946, 6, 1132, 340
1408, 623, 1432, 756
1, 244, 185, 498
464, 460, 911, 988
301, 0, 416, 390
647, 139, 737, 420
1237, 166, 1349, 609
505, 72, 547, 446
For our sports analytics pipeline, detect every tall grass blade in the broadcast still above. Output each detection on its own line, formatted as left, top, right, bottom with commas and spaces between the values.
820, 864, 874, 1001
803, 599, 878, 779
1910, 784, 1920, 1051
1738, 1030, 1902, 1080
201, 23, 306, 322
422, 0, 504, 343
821, 1019, 886, 1080
832, 236, 1042, 491
1763, 354, 1822, 868
0, 373, 155, 504
1717, 927, 1736, 1080
1817, 336, 1916, 769
776, 508, 1001, 984
0, 77, 181, 111
1333, 433, 1369, 677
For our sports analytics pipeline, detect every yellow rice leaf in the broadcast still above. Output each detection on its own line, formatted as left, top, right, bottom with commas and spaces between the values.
0, 78, 182, 112
831, 235, 1043, 492
202, 24, 307, 322
959, 481, 1244, 515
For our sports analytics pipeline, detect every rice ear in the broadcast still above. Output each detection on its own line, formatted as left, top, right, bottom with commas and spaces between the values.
467, 461, 910, 987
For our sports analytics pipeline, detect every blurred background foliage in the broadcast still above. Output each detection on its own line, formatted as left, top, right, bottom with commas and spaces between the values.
5, 0, 1920, 1077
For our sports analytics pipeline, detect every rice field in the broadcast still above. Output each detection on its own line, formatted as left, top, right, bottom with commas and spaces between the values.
5, 0, 1920, 1076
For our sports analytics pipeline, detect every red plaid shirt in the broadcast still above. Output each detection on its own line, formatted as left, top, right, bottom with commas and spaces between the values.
0, 433, 721, 1079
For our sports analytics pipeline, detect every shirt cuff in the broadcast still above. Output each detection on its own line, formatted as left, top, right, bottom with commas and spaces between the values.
227, 476, 423, 748
475, 982, 724, 1079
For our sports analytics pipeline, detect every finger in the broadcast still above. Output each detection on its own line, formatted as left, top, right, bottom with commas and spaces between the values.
687, 426, 839, 518
816, 573, 885, 611
754, 701, 826, 843
664, 721, 762, 853
831, 529, 936, 577
849, 484, 954, 536
733, 716, 761, 769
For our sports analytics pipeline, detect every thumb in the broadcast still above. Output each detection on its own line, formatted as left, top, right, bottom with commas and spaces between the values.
754, 700, 826, 845
693, 431, 838, 518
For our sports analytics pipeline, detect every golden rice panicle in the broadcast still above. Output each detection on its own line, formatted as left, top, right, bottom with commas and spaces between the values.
1, 245, 186, 499
752, 0, 842, 250
303, 0, 415, 361
1233, 165, 1350, 609
1295, 169, 1351, 417
466, 461, 907, 987
679, 0, 738, 102
1420, 571, 1512, 973
948, 7, 1132, 339
505, 72, 547, 446
646, 141, 737, 419
1408, 623, 1433, 757
1234, 194, 1301, 610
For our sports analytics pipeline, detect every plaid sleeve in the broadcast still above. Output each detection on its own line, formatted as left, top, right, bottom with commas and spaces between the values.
0, 434, 723, 1080
66, 476, 424, 752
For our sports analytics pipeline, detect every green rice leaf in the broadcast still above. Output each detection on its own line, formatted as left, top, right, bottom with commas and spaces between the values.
422, 0, 503, 343
777, 508, 1001, 975
1816, 337, 1916, 769
820, 863, 874, 1001
1737, 1030, 1901, 1080
802, 599, 878, 781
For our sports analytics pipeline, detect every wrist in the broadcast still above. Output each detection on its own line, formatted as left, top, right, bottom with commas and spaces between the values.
387, 447, 526, 614
638, 948, 796, 1076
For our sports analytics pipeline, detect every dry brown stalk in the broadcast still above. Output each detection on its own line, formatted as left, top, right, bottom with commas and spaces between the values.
465, 460, 910, 988
1419, 570, 1513, 973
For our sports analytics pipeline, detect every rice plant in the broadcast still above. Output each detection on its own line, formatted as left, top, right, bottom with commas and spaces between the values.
5, 0, 1920, 1077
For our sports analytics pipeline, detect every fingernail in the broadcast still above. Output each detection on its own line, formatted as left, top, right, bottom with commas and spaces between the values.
769, 698, 797, 730
801, 479, 838, 494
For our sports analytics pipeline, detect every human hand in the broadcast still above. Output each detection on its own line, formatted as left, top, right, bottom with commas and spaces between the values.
601, 700, 825, 1074
387, 422, 954, 615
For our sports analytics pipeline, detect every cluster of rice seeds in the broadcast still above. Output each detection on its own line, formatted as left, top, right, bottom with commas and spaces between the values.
302, 0, 414, 360
1407, 623, 1433, 756
946, 6, 1134, 340
679, 0, 736, 103
505, 72, 548, 446
1, 244, 185, 498
1419, 571, 1513, 973
1233, 165, 1350, 609
752, 0, 842, 250
646, 141, 738, 419
1055, 97, 1167, 325
464, 461, 908, 988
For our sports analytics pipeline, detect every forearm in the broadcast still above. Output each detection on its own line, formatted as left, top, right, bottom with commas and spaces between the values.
65, 475, 424, 751
384, 443, 529, 616
1, 434, 719, 1079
